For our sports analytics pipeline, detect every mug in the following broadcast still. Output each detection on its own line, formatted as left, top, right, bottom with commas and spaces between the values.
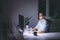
33, 32, 37, 36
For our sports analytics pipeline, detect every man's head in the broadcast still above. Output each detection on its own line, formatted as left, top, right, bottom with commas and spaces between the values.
39, 12, 46, 20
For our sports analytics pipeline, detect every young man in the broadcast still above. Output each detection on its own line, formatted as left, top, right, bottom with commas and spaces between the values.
30, 12, 47, 33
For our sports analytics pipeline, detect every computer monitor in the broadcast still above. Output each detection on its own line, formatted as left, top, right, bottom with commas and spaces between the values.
19, 14, 25, 30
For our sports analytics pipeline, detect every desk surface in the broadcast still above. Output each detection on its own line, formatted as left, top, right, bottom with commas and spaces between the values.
23, 31, 60, 40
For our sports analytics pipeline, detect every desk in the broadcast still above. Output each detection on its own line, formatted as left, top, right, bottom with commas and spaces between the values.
23, 30, 60, 40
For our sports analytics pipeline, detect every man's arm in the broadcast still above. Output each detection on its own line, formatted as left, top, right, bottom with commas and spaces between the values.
37, 30, 45, 33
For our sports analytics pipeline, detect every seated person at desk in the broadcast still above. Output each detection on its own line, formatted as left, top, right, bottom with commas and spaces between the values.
29, 12, 51, 33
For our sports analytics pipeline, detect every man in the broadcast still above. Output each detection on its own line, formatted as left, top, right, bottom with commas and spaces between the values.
30, 12, 48, 33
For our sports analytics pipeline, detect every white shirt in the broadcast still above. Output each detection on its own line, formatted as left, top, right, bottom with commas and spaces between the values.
35, 19, 47, 32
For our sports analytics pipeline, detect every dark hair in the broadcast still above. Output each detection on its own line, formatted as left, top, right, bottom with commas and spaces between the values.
39, 12, 46, 16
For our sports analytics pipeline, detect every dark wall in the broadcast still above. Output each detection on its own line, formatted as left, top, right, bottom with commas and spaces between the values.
49, 0, 60, 18
38, 0, 46, 13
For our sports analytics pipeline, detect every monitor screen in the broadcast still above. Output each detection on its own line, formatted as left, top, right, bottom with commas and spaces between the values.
19, 14, 24, 30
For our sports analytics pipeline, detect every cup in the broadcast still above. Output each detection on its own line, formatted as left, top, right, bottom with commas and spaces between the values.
33, 32, 37, 36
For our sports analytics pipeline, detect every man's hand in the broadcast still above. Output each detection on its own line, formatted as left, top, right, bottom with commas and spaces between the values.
37, 30, 45, 33
30, 27, 36, 31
